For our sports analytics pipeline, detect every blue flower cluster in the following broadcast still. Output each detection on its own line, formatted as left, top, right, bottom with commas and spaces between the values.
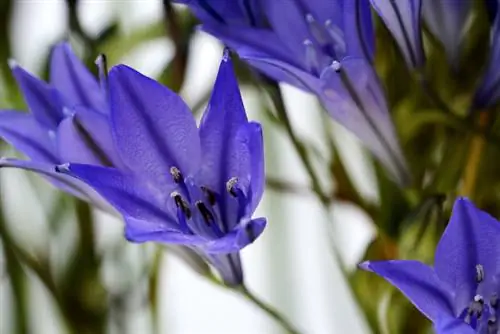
2, 3, 500, 321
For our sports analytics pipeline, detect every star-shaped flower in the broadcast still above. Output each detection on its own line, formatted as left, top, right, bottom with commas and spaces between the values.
361, 198, 500, 333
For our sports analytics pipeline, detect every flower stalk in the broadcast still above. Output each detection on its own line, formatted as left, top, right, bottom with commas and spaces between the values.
461, 112, 490, 197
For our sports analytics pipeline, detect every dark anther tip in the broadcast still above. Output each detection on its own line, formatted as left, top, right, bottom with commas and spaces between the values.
169, 166, 183, 183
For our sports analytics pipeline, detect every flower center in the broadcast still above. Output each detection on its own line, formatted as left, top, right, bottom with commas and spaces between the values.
168, 166, 248, 238
460, 264, 500, 333
303, 13, 346, 76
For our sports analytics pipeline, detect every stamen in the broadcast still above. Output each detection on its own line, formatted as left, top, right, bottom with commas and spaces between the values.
305, 14, 328, 45
171, 192, 191, 219
331, 60, 342, 73
95, 54, 108, 91
325, 20, 347, 56
201, 186, 217, 206
304, 39, 320, 75
170, 166, 183, 183
488, 315, 498, 334
196, 201, 215, 226
492, 294, 499, 309
476, 264, 485, 283
226, 177, 239, 197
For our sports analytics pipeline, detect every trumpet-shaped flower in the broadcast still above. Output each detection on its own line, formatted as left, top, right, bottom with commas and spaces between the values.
57, 51, 266, 285
361, 198, 500, 333
176, 0, 410, 185
0, 42, 116, 210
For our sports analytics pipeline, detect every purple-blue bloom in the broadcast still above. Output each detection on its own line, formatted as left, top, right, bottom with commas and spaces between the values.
370, 0, 425, 69
474, 8, 500, 109
176, 0, 409, 185
0, 42, 116, 210
361, 198, 500, 333
57, 51, 266, 285
422, 0, 472, 67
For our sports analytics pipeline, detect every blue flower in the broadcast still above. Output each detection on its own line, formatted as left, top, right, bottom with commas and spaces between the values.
474, 10, 500, 109
361, 198, 500, 333
422, 0, 472, 67
370, 0, 424, 69
57, 51, 266, 285
176, 0, 409, 184
0, 42, 116, 210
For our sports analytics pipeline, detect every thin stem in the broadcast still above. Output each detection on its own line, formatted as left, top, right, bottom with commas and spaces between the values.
461, 112, 490, 197
236, 284, 302, 334
264, 81, 330, 204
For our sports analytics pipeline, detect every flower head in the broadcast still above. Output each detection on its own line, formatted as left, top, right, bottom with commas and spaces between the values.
178, 0, 409, 184
57, 50, 266, 285
361, 198, 500, 333
0, 42, 117, 210
370, 0, 425, 69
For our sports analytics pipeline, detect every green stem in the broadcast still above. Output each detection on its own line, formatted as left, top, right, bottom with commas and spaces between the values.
264, 81, 330, 204
236, 284, 302, 334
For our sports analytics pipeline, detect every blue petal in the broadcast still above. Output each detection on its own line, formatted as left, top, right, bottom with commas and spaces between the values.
433, 316, 475, 334
60, 163, 178, 229
0, 158, 112, 211
370, 0, 424, 68
343, 0, 376, 60
422, 0, 471, 66
434, 198, 500, 312
56, 106, 121, 167
50, 42, 107, 112
108, 65, 201, 182
258, 0, 311, 62
124, 217, 203, 244
199, 217, 266, 253
360, 260, 455, 323
0, 111, 57, 163
320, 58, 409, 184
201, 24, 302, 70
9, 62, 64, 129
174, 0, 262, 26
248, 122, 264, 213
474, 13, 500, 108
198, 52, 249, 190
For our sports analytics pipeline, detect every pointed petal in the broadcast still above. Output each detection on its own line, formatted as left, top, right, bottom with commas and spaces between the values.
50, 42, 107, 112
0, 158, 113, 211
198, 52, 249, 190
200, 217, 266, 254
370, 0, 424, 68
59, 163, 178, 229
248, 122, 264, 212
56, 106, 120, 167
0, 111, 57, 163
205, 253, 243, 286
320, 58, 409, 184
360, 260, 455, 323
422, 0, 471, 65
109, 65, 201, 183
9, 62, 63, 129
434, 198, 500, 311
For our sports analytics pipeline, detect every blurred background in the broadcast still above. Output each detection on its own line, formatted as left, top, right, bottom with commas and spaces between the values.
0, 1, 377, 333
